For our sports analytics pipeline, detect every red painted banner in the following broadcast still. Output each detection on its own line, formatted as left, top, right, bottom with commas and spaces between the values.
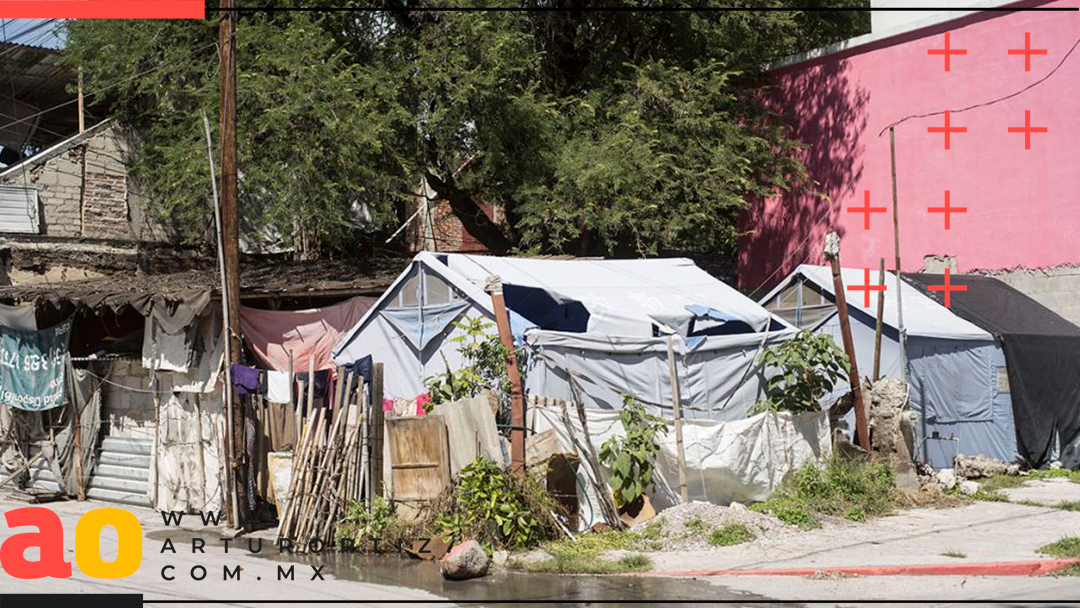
0, 1, 204, 19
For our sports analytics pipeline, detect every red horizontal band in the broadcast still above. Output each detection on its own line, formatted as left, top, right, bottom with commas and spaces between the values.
0, 1, 204, 19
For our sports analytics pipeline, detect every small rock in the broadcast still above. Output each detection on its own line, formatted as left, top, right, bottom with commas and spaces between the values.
1051, 461, 1064, 470
440, 540, 490, 581
514, 549, 553, 565
729, 502, 746, 512
959, 480, 980, 496
492, 550, 509, 567
955, 454, 1019, 479
935, 468, 958, 491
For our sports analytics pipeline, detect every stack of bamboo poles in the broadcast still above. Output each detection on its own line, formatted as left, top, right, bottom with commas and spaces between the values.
277, 368, 369, 552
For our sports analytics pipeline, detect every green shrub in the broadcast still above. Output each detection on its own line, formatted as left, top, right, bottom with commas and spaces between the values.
751, 330, 850, 415
708, 524, 756, 547
509, 530, 658, 574
432, 458, 558, 550
599, 394, 668, 506
335, 497, 409, 553
752, 457, 898, 528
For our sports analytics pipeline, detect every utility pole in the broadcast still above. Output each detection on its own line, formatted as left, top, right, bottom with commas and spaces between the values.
823, 232, 871, 453
220, 0, 248, 529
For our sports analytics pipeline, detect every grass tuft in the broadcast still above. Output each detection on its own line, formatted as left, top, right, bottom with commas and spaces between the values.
750, 457, 898, 529
1038, 536, 1080, 558
708, 523, 756, 547
941, 550, 967, 559
508, 530, 659, 574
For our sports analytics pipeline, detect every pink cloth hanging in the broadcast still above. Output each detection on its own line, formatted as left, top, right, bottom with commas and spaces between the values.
240, 296, 376, 372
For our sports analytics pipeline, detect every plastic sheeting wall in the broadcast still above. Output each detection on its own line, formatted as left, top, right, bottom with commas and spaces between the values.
523, 330, 794, 421
532, 406, 831, 524
907, 337, 1017, 469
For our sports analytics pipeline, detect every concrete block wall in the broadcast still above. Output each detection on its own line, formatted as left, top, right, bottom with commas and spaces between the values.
100, 359, 156, 441
0, 123, 141, 240
988, 266, 1080, 328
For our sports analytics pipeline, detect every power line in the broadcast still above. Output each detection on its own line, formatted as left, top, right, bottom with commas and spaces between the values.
879, 31, 1080, 137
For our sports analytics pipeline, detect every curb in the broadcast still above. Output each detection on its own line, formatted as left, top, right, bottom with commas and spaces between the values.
647, 558, 1080, 578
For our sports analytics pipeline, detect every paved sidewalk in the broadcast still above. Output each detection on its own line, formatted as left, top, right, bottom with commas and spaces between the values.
0, 494, 452, 606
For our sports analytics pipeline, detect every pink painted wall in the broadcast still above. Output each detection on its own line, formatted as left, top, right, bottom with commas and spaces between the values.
739, 0, 1080, 292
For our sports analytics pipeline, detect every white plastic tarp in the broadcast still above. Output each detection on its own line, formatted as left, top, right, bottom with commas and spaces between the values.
766, 265, 991, 341
523, 329, 795, 420
441, 254, 774, 336
532, 405, 831, 525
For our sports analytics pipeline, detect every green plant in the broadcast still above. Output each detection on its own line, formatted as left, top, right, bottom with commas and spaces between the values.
684, 517, 709, 536
509, 530, 659, 574
432, 458, 557, 550
751, 330, 850, 415
599, 394, 669, 506
708, 524, 756, 547
752, 457, 898, 528
335, 497, 408, 553
1039, 536, 1080, 558
425, 318, 510, 411
941, 550, 967, 559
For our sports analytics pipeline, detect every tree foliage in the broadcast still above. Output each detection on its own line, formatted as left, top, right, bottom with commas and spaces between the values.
63, 2, 868, 256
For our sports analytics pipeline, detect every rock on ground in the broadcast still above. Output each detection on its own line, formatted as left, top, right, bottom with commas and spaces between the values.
954, 454, 1020, 479
629, 501, 792, 552
440, 540, 491, 580
959, 480, 980, 496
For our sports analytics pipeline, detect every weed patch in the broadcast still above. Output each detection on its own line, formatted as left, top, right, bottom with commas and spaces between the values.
509, 530, 658, 574
941, 550, 967, 559
708, 524, 756, 547
751, 457, 898, 528
1038, 536, 1080, 558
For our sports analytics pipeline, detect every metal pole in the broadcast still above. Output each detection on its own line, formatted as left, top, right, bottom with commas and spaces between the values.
824, 232, 871, 452
484, 275, 525, 474
889, 127, 909, 381
665, 335, 689, 504
872, 257, 886, 382
201, 111, 236, 528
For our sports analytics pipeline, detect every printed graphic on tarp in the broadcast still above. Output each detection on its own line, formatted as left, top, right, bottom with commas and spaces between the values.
0, 319, 72, 411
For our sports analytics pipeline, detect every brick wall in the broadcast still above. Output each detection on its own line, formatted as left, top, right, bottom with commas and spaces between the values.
0, 122, 158, 241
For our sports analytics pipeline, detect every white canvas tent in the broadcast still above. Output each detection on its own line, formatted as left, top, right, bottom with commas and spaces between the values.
760, 265, 1017, 468
332, 253, 794, 420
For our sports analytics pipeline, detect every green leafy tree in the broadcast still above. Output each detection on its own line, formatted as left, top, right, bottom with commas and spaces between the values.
599, 394, 668, 506
751, 330, 850, 415
62, 2, 869, 257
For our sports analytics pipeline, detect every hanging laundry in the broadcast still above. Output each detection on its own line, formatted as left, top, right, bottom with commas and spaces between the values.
266, 370, 292, 404
239, 297, 375, 373
141, 292, 213, 373
295, 370, 331, 400
231, 364, 262, 395
0, 303, 36, 331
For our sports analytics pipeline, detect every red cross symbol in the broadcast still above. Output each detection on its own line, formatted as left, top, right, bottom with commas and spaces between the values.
928, 268, 967, 308
847, 190, 887, 230
928, 190, 967, 230
927, 111, 966, 150
1008, 32, 1047, 72
847, 268, 887, 308
928, 32, 967, 71
1007, 110, 1048, 150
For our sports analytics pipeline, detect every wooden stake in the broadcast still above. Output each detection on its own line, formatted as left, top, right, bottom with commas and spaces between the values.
77, 69, 85, 134
665, 335, 689, 504
371, 363, 384, 503
873, 257, 886, 382
824, 232, 871, 452
483, 276, 525, 474
889, 127, 909, 381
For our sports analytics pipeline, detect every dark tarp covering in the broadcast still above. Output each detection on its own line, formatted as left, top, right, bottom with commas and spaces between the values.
905, 273, 1080, 467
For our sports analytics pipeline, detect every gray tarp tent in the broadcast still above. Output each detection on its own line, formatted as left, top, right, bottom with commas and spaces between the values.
761, 265, 1015, 468
332, 253, 794, 419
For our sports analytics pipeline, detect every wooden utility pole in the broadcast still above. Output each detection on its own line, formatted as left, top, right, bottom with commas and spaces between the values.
665, 335, 689, 503
889, 127, 908, 380
219, 0, 248, 528
872, 257, 886, 382
823, 232, 871, 453
484, 275, 525, 474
